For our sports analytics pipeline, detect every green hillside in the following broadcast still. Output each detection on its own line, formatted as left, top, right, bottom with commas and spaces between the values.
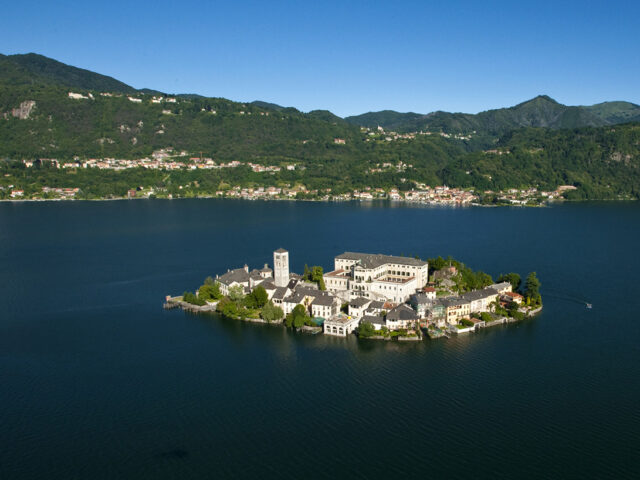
0, 83, 368, 161
0, 53, 137, 93
1, 53, 639, 201
343, 110, 426, 130
585, 101, 640, 124
440, 125, 640, 199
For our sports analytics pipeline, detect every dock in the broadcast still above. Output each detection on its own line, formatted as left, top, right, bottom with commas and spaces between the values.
164, 296, 218, 313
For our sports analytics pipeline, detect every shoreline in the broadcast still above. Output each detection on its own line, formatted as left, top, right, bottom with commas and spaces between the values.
165, 295, 543, 343
1, 196, 634, 206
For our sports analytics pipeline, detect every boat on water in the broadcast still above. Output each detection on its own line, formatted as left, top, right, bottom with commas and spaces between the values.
586, 303, 592, 309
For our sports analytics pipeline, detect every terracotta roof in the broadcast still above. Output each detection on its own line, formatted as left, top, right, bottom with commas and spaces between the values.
325, 269, 346, 277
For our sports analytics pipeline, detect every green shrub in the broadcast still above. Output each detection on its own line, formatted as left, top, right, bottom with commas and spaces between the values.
183, 291, 205, 306
480, 312, 493, 322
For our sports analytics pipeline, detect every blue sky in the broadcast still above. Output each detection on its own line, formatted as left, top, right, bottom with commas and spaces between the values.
2, 0, 638, 116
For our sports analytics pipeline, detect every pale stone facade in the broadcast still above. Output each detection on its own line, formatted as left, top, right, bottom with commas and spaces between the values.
461, 288, 499, 313
490, 282, 513, 295
324, 314, 359, 336
274, 248, 289, 287
441, 298, 471, 325
324, 252, 429, 303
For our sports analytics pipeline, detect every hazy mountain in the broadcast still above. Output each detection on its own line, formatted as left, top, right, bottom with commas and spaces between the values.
585, 101, 640, 124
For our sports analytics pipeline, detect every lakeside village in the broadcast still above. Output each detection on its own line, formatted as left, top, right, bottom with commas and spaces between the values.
5, 155, 574, 205
165, 249, 543, 340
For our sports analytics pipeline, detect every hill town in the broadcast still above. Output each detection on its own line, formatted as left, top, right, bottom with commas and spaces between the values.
4, 157, 574, 206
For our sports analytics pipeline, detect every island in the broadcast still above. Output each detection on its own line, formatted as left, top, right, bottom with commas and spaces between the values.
165, 249, 542, 341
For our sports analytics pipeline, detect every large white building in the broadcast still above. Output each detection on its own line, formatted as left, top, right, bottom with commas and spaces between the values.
324, 252, 429, 304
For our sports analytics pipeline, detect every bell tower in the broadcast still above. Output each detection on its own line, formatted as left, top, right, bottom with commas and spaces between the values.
274, 248, 289, 287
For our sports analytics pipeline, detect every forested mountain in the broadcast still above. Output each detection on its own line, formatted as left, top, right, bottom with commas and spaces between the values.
0, 53, 137, 93
1, 52, 639, 201
585, 101, 640, 124
0, 82, 366, 160
343, 110, 426, 131
440, 125, 640, 199
345, 96, 640, 134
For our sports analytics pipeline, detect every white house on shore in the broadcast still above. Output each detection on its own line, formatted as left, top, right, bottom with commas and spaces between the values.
324, 314, 359, 336
460, 287, 500, 314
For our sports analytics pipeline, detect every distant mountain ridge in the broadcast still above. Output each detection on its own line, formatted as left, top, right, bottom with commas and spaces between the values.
345, 95, 640, 134
0, 53, 138, 93
1, 52, 638, 134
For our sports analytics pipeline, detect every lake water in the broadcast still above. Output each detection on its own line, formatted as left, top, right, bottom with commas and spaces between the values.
1, 199, 639, 479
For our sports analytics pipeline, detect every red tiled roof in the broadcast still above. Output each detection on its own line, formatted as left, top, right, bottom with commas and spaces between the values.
325, 269, 346, 276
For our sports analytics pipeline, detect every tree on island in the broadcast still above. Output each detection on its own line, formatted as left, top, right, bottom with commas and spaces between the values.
216, 297, 238, 317
302, 265, 326, 290
228, 285, 245, 304
459, 318, 475, 327
311, 266, 326, 290
183, 291, 205, 306
480, 312, 493, 322
198, 281, 222, 301
457, 268, 493, 292
507, 301, 525, 320
303, 264, 311, 281
204, 276, 215, 286
245, 285, 268, 309
429, 255, 449, 271
285, 304, 309, 328
498, 272, 522, 292
428, 255, 492, 292
261, 301, 284, 323
524, 272, 542, 306
357, 320, 376, 338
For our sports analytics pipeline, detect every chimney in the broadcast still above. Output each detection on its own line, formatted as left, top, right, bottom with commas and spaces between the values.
244, 264, 249, 273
